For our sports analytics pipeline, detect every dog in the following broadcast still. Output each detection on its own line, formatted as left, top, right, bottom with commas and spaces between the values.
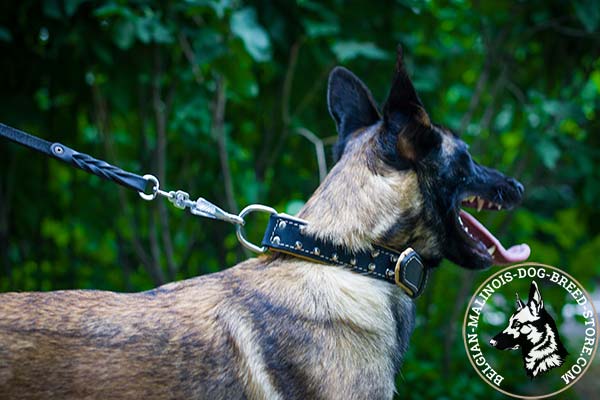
489, 281, 568, 378
0, 46, 530, 399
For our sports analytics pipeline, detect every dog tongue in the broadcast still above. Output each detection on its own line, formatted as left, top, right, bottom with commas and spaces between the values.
459, 210, 530, 265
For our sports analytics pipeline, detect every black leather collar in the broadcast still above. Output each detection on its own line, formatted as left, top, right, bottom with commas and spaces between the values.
261, 214, 429, 298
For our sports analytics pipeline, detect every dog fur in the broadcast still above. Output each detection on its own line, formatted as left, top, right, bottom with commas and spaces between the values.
0, 47, 525, 399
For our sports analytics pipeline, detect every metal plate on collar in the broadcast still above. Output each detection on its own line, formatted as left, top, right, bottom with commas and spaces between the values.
394, 247, 426, 298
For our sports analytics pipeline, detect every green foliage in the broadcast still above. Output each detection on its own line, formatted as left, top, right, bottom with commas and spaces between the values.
1, 1, 599, 398
231, 7, 272, 62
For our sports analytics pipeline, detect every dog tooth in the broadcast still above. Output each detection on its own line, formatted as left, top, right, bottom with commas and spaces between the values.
497, 204, 502, 210
477, 197, 485, 212
487, 245, 496, 255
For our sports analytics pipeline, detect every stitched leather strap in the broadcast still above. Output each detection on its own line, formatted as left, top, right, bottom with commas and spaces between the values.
261, 214, 429, 298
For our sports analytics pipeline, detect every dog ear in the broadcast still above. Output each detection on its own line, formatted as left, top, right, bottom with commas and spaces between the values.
527, 281, 543, 316
382, 45, 430, 126
327, 66, 381, 141
382, 45, 440, 162
516, 293, 525, 311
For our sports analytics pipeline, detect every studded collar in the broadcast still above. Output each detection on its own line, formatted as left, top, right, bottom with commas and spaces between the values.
261, 214, 429, 298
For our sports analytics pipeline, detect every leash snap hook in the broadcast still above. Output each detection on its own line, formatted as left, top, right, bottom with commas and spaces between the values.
138, 174, 244, 226
236, 204, 277, 253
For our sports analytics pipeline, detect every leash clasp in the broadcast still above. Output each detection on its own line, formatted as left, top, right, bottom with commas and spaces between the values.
138, 174, 244, 225
139, 175, 277, 252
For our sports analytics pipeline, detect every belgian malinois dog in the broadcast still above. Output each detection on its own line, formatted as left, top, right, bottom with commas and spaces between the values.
0, 47, 530, 399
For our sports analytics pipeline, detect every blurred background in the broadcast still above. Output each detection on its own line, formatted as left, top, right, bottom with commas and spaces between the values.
0, 1, 599, 398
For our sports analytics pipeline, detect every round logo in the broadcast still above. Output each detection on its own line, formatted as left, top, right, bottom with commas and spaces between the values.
462, 263, 598, 399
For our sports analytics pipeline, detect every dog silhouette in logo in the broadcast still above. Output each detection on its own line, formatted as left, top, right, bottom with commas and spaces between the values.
489, 281, 568, 378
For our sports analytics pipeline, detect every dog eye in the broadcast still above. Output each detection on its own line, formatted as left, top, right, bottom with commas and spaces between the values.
512, 321, 521, 329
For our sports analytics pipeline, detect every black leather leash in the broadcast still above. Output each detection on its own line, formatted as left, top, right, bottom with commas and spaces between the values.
261, 214, 428, 298
0, 123, 149, 193
2, 123, 428, 298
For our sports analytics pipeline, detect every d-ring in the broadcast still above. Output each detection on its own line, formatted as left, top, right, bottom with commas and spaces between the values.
236, 204, 277, 253
139, 174, 159, 201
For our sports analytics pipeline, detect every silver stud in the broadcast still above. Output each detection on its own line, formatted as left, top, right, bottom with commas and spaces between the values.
368, 263, 376, 272
350, 257, 357, 266
295, 241, 303, 250
386, 269, 394, 278
313, 247, 320, 256
332, 253, 338, 262
299, 226, 306, 235
272, 236, 280, 245
371, 250, 380, 258
278, 221, 287, 229
390, 255, 398, 263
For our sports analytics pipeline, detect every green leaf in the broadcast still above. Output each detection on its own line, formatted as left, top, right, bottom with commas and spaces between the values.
536, 138, 561, 169
152, 22, 173, 44
65, 0, 87, 17
192, 28, 226, 66
230, 7, 272, 62
207, 0, 234, 19
43, 0, 62, 19
0, 26, 11, 42
113, 20, 135, 49
35, 87, 51, 111
574, 0, 600, 32
135, 16, 153, 44
185, 0, 233, 18
494, 105, 514, 131
41, 219, 70, 247
331, 41, 388, 62
94, 3, 133, 18
303, 19, 339, 38
590, 70, 600, 93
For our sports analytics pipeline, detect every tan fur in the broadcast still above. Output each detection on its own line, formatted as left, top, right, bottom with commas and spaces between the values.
415, 107, 431, 128
299, 124, 422, 253
0, 256, 409, 399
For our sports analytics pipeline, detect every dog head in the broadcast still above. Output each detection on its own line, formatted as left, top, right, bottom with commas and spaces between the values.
489, 281, 544, 351
325, 46, 530, 270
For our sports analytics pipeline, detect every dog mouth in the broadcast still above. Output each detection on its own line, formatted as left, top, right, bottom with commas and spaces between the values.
456, 195, 530, 265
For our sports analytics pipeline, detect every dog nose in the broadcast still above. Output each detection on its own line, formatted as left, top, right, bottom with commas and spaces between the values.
489, 339, 497, 347
507, 178, 524, 196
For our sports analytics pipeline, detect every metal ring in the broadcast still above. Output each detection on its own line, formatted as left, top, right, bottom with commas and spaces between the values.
235, 204, 277, 253
139, 174, 159, 201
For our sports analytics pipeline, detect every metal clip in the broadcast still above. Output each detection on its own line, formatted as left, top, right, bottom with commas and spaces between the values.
191, 198, 244, 225
138, 174, 244, 225
169, 190, 192, 210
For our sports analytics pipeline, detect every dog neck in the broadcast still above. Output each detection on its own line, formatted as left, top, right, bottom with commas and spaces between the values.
297, 125, 431, 256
